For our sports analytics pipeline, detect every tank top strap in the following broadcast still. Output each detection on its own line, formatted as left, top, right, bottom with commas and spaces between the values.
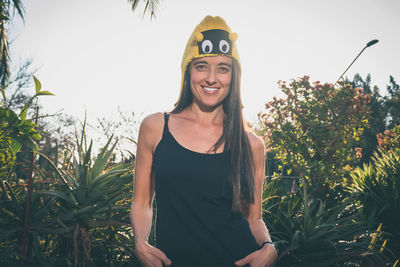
162, 112, 170, 137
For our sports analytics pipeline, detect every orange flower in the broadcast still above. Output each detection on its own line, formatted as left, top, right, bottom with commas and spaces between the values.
355, 87, 364, 94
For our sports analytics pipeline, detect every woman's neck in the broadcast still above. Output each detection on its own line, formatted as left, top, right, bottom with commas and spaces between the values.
184, 103, 225, 127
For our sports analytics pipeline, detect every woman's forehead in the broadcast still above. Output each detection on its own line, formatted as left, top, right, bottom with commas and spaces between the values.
191, 55, 233, 64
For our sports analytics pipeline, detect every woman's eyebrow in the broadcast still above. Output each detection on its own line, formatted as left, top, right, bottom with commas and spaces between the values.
192, 60, 208, 65
192, 60, 232, 68
218, 62, 232, 68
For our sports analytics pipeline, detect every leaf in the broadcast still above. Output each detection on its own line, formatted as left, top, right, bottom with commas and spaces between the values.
35, 91, 54, 96
10, 138, 22, 155
18, 135, 39, 151
19, 105, 27, 121
31, 196, 57, 221
89, 136, 116, 180
0, 13, 9, 20
33, 75, 41, 94
89, 168, 126, 189
1, 88, 6, 103
1, 181, 17, 203
37, 190, 77, 206
127, 0, 140, 12
36, 152, 74, 192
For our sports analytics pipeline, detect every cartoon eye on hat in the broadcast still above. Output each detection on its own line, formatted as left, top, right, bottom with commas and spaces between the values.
196, 29, 233, 55
202, 40, 213, 53
219, 40, 229, 53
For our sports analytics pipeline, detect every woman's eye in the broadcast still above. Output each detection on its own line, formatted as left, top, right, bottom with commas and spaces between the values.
196, 65, 207, 71
217, 67, 230, 73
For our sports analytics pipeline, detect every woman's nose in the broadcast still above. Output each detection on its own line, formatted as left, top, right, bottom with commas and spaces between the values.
205, 70, 217, 85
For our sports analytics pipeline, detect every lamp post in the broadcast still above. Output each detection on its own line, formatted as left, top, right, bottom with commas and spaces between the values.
335, 39, 379, 85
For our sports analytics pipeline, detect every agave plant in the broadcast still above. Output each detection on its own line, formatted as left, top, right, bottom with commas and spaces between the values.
1, 125, 136, 266
347, 148, 400, 259
36, 122, 135, 266
263, 176, 392, 266
0, 179, 59, 266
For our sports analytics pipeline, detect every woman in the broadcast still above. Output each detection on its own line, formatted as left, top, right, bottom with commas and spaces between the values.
130, 16, 277, 267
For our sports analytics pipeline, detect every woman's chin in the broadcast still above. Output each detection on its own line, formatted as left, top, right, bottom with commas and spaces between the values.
194, 101, 224, 112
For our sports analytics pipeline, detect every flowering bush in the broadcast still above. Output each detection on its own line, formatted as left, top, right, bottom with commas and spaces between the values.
258, 76, 370, 195
376, 125, 400, 154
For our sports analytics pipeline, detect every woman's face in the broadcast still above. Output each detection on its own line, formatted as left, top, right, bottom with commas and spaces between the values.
189, 55, 232, 109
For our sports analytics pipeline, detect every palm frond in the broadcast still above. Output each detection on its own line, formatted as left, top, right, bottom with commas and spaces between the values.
11, 0, 25, 19
127, 0, 160, 20
0, 0, 25, 85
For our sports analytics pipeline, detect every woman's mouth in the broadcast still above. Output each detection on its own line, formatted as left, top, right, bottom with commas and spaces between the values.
202, 86, 220, 94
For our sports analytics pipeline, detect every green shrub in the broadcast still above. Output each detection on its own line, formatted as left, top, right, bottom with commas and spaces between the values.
258, 77, 370, 199
0, 120, 136, 266
36, 122, 135, 266
263, 176, 392, 266
0, 134, 15, 179
347, 148, 400, 259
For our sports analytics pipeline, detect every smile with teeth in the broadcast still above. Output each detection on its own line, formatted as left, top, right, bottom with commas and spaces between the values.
202, 86, 220, 94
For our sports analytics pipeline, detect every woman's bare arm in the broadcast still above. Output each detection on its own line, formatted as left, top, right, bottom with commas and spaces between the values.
130, 113, 171, 266
244, 131, 272, 245
235, 131, 277, 266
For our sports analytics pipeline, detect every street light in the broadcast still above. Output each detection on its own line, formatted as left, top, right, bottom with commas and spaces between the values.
335, 39, 379, 85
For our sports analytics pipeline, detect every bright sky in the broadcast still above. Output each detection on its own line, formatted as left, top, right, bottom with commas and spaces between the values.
10, 0, 400, 126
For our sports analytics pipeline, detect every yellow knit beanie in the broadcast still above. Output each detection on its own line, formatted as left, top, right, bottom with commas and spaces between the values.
177, 16, 240, 102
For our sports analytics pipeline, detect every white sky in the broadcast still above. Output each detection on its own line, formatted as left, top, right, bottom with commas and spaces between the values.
10, 0, 400, 126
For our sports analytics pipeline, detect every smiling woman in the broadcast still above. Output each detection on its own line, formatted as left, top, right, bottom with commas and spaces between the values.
189, 56, 232, 110
130, 15, 277, 267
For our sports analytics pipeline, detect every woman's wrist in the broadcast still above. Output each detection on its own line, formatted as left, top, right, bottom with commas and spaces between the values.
260, 241, 278, 256
135, 240, 149, 251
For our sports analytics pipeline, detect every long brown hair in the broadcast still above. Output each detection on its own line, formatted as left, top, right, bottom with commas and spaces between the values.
171, 58, 255, 211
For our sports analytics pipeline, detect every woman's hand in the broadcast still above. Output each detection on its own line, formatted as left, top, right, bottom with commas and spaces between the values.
135, 241, 172, 267
234, 244, 277, 267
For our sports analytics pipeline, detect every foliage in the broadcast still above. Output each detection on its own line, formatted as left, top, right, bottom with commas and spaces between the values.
2, 59, 37, 112
346, 74, 387, 164
263, 177, 393, 266
0, 120, 136, 266
385, 76, 400, 129
127, 0, 160, 20
0, 71, 136, 266
376, 126, 400, 154
0, 103, 41, 155
0, 0, 25, 85
0, 133, 14, 178
0, 179, 57, 266
347, 148, 400, 258
0, 75, 53, 182
257, 76, 370, 196
35, 120, 135, 266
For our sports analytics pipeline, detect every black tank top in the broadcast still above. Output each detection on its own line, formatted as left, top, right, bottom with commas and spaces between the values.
153, 113, 259, 267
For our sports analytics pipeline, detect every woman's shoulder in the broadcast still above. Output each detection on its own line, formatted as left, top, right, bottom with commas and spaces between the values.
246, 130, 265, 154
139, 112, 167, 149
141, 112, 165, 128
